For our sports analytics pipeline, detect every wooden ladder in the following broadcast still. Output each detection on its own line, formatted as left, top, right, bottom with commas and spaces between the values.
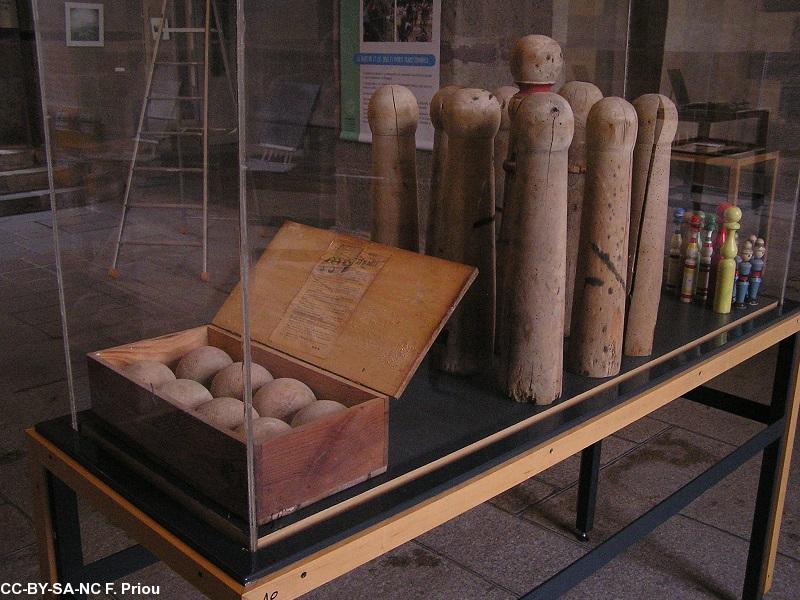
109, 0, 234, 281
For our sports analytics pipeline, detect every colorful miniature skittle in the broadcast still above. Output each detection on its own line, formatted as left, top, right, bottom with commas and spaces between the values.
681, 212, 701, 265
681, 240, 699, 303
665, 207, 685, 294
708, 203, 731, 304
713, 206, 742, 314
748, 239, 765, 305
735, 241, 753, 309
695, 229, 714, 302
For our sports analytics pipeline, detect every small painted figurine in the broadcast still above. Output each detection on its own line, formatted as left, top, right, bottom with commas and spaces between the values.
735, 241, 754, 309
733, 236, 742, 301
681, 240, 699, 303
695, 229, 714, 302
680, 209, 692, 259
666, 207, 685, 294
708, 207, 730, 305
713, 206, 741, 314
681, 213, 702, 269
748, 240, 766, 305
703, 213, 717, 246
695, 210, 706, 237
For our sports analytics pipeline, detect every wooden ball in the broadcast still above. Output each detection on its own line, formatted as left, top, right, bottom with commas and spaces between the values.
290, 400, 347, 428
210, 362, 273, 400
253, 378, 316, 422
368, 85, 419, 136
124, 360, 175, 388
158, 379, 212, 411
234, 417, 291, 443
176, 346, 233, 386
196, 397, 258, 430
510, 35, 563, 85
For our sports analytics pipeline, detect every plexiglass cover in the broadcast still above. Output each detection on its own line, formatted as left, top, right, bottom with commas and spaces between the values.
15, 0, 799, 555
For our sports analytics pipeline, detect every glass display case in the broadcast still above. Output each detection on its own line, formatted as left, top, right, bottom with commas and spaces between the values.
7, 0, 800, 593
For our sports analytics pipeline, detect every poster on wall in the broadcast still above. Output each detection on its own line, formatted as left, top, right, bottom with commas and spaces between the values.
340, 0, 441, 150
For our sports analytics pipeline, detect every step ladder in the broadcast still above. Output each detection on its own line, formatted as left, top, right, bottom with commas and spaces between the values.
109, 0, 234, 281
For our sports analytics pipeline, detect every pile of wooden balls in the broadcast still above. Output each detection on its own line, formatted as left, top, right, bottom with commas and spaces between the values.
123, 346, 348, 442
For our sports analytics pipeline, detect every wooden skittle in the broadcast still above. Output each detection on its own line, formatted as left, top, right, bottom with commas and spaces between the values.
368, 85, 420, 251
492, 85, 519, 238
496, 35, 564, 354
431, 88, 501, 374
495, 92, 573, 403
624, 94, 677, 354
559, 81, 604, 336
426, 85, 462, 254
566, 97, 637, 378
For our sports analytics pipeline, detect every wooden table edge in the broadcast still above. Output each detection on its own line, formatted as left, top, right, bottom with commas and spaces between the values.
241, 313, 800, 600
27, 311, 800, 600
254, 300, 779, 549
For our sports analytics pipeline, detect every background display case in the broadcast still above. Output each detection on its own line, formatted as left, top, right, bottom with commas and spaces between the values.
4, 0, 800, 594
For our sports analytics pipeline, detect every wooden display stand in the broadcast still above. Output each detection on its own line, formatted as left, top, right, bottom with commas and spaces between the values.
670, 144, 779, 207
87, 222, 475, 527
27, 296, 800, 600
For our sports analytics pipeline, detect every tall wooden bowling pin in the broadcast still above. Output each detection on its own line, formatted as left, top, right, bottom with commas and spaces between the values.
713, 206, 742, 314
432, 88, 501, 374
426, 85, 461, 254
497, 35, 564, 332
495, 92, 573, 403
559, 81, 604, 336
368, 85, 420, 251
492, 85, 519, 237
566, 97, 637, 378
624, 94, 678, 356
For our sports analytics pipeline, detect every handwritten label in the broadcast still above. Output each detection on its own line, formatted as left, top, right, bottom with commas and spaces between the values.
270, 238, 389, 358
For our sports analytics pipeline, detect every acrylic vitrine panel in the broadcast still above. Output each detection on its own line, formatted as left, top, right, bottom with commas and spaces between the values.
635, 0, 800, 305
24, 0, 264, 548
25, 0, 800, 558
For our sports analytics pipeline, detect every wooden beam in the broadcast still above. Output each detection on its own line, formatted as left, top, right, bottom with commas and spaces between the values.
27, 440, 58, 597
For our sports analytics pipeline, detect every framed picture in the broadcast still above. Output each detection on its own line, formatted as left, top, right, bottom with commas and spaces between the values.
65, 2, 104, 47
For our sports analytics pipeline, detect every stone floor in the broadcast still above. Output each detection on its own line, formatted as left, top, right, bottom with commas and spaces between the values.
0, 183, 799, 599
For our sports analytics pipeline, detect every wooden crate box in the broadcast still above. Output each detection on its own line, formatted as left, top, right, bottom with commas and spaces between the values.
88, 222, 476, 526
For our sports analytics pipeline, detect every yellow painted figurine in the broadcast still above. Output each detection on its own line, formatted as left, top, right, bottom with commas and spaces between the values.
713, 206, 742, 314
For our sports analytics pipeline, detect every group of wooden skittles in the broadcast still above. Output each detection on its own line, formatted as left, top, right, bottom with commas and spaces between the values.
665, 203, 766, 314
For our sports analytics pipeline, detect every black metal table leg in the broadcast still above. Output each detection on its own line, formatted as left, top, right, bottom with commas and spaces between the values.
742, 334, 796, 599
45, 471, 159, 597
48, 473, 88, 600
575, 440, 602, 542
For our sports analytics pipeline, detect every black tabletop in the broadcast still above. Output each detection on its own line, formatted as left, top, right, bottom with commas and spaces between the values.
36, 295, 800, 584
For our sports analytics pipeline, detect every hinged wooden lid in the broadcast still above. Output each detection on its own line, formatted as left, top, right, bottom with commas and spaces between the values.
212, 222, 477, 398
